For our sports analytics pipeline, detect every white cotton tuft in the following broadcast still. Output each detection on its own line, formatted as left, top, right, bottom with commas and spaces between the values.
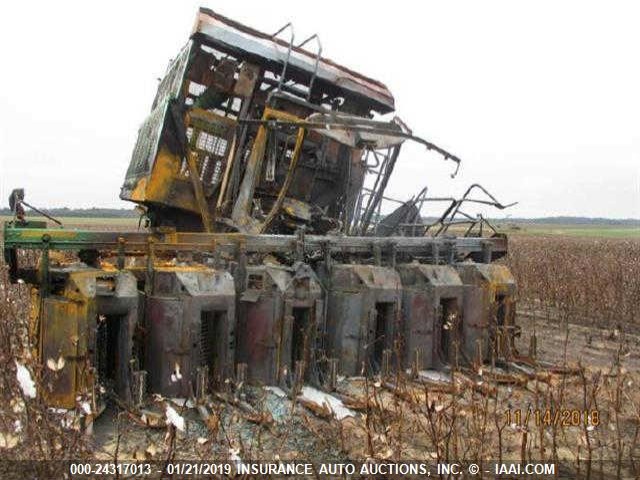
15, 361, 36, 398
80, 402, 92, 415
0, 432, 18, 449
170, 363, 183, 383
229, 447, 242, 462
46, 356, 65, 372
165, 405, 185, 431
299, 386, 355, 420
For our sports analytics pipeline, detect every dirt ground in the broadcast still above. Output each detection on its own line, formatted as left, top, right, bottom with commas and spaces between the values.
84, 314, 639, 477
517, 312, 640, 372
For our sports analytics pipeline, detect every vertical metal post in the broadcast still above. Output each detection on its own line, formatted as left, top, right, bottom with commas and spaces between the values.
212, 239, 221, 269
496, 330, 504, 359
40, 234, 51, 298
453, 340, 460, 371
432, 242, 440, 264
446, 241, 455, 265
293, 360, 305, 397
389, 242, 397, 268
411, 348, 421, 378
131, 370, 147, 408
236, 363, 247, 390
295, 228, 305, 262
117, 236, 125, 270
476, 339, 483, 368
196, 366, 209, 402
145, 237, 155, 296
373, 243, 382, 266
328, 358, 338, 391
482, 241, 493, 263
382, 349, 391, 377
529, 333, 537, 360
236, 244, 247, 293
322, 241, 332, 273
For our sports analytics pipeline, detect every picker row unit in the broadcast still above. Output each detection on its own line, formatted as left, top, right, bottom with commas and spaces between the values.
4, 228, 516, 409
3, 8, 518, 410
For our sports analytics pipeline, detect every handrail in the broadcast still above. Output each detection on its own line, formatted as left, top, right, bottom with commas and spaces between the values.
296, 34, 322, 100
271, 22, 295, 93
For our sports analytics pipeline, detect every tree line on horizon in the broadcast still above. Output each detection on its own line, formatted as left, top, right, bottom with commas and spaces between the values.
1, 207, 638, 225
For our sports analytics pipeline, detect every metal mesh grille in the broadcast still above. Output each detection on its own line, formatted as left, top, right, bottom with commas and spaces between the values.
125, 101, 169, 177
95, 318, 108, 381
200, 311, 220, 369
152, 41, 192, 109
196, 131, 228, 156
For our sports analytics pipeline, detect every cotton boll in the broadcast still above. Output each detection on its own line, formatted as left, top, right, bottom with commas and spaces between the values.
165, 405, 185, 431
229, 447, 241, 462
15, 361, 36, 398
0, 432, 18, 449
80, 402, 92, 416
170, 363, 183, 383
46, 356, 65, 372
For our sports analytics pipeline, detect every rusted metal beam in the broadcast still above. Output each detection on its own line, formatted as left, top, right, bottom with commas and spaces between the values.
192, 8, 395, 113
4, 224, 507, 257
185, 150, 213, 232
258, 125, 306, 233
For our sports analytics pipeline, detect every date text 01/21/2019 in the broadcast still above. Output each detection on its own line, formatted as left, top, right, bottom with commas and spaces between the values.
506, 409, 599, 427
69, 463, 233, 476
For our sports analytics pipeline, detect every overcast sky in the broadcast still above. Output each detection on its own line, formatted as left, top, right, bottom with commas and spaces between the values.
1, 1, 638, 218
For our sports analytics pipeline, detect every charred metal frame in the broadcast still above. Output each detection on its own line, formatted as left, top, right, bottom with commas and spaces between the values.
3, 8, 520, 412
4, 225, 508, 266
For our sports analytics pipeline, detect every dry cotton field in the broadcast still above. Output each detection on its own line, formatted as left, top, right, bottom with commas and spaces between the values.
0, 231, 638, 479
